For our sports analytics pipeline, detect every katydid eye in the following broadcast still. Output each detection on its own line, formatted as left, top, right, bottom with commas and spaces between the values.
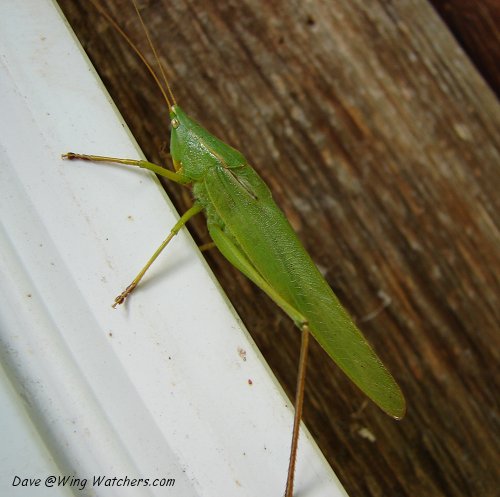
171, 118, 180, 129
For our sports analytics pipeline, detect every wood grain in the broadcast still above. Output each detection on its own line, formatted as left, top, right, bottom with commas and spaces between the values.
57, 1, 500, 496
430, 0, 500, 95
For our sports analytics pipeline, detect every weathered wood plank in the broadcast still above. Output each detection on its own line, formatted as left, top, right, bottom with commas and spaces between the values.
430, 0, 500, 95
57, 1, 500, 496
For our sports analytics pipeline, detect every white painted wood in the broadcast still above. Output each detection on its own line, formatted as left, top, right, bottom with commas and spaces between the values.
0, 1, 348, 496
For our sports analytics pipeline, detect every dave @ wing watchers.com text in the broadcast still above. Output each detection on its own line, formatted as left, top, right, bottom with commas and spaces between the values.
12, 474, 176, 491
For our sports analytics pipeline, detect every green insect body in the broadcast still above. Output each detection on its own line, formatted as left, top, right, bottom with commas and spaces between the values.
170, 105, 405, 419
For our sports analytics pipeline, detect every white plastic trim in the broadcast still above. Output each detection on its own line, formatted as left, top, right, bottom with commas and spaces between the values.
0, 1, 348, 496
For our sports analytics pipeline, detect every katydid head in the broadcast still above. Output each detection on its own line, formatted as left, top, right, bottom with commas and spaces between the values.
169, 105, 248, 182
169, 105, 216, 181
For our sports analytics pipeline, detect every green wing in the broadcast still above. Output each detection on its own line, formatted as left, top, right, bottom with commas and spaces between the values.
203, 164, 406, 419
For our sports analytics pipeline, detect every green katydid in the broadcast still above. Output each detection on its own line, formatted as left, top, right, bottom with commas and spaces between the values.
63, 2, 406, 496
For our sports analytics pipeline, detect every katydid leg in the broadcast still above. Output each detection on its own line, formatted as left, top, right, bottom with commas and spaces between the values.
285, 324, 310, 497
62, 153, 188, 184
198, 241, 216, 252
113, 204, 203, 307
208, 224, 310, 495
208, 225, 306, 325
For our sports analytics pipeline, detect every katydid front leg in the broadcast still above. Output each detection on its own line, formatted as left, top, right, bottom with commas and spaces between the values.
62, 153, 201, 306
62, 153, 189, 184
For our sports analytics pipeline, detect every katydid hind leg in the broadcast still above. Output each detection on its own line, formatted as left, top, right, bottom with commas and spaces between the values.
113, 204, 203, 307
208, 223, 310, 495
285, 324, 310, 497
208, 224, 306, 325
